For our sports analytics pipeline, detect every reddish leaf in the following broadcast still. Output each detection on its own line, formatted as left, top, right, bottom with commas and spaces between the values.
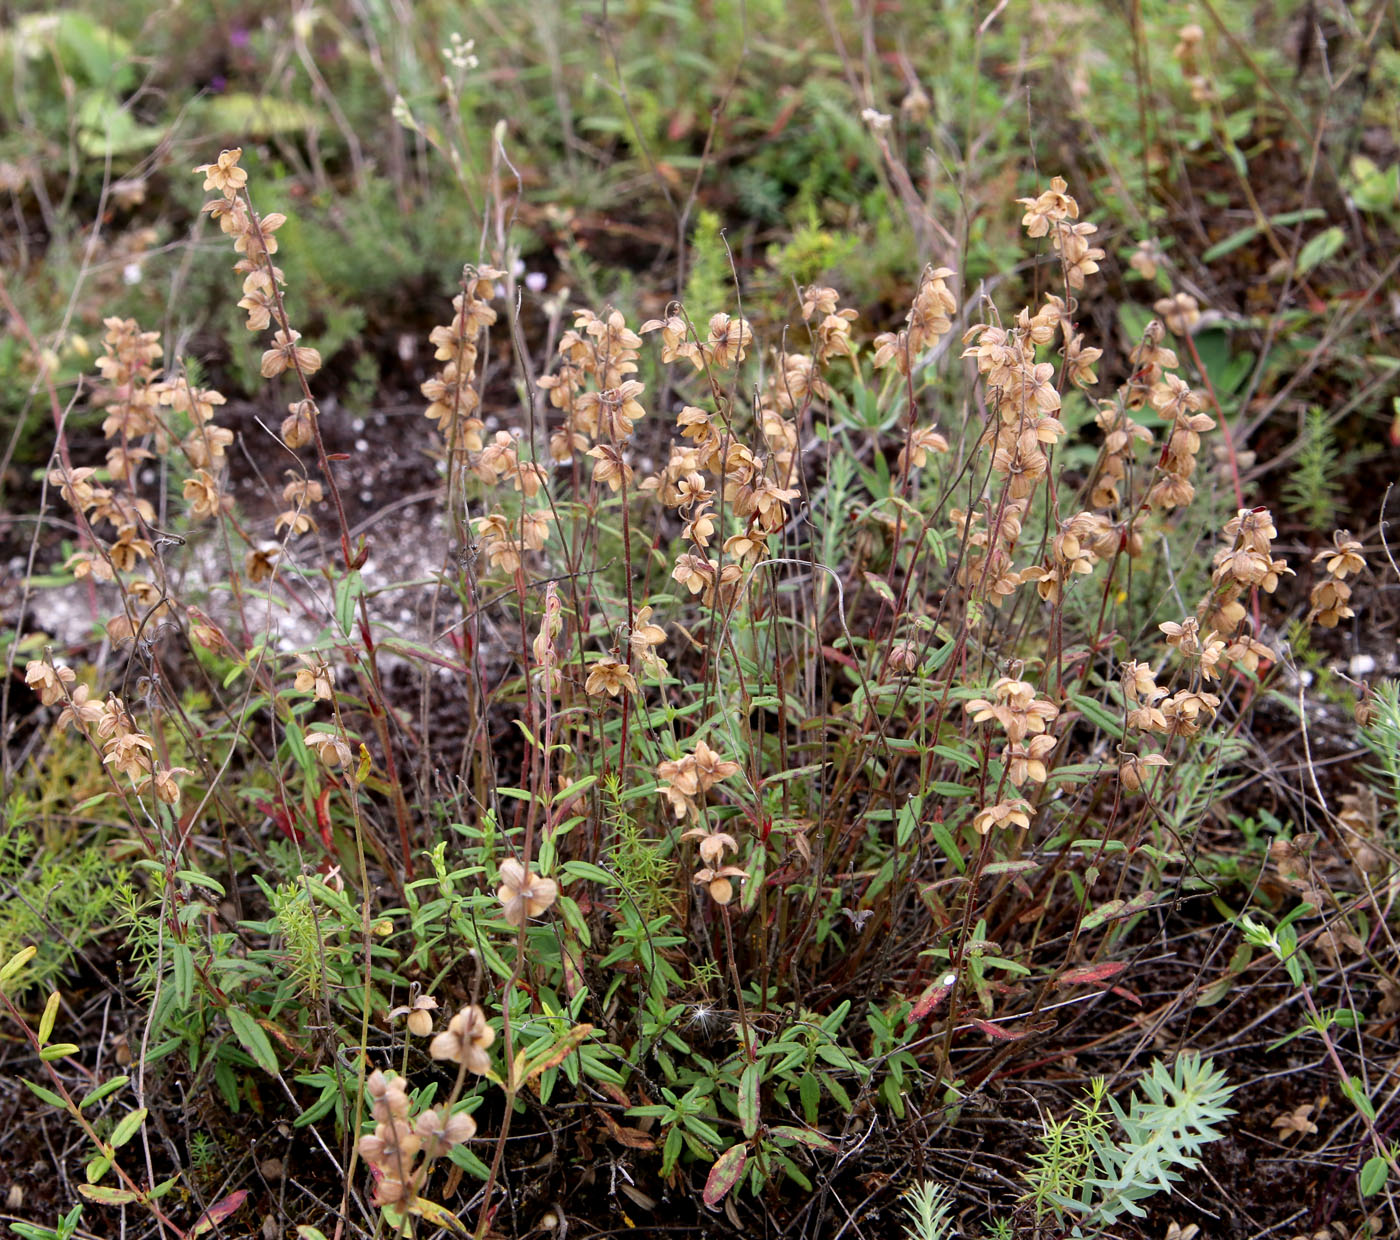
192, 1189, 249, 1236
703, 1144, 748, 1208
1056, 962, 1128, 988
909, 978, 954, 1024
597, 1109, 656, 1151
314, 788, 333, 849
765, 90, 802, 139
969, 1017, 1025, 1041
256, 798, 303, 845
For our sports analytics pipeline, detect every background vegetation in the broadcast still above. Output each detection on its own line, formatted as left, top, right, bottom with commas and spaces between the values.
2, 1, 1399, 1238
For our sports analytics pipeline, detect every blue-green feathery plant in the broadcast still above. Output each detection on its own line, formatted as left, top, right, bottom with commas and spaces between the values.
1023, 1052, 1236, 1233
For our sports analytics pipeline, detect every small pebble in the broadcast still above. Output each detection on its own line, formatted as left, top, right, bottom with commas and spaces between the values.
1349, 653, 1376, 677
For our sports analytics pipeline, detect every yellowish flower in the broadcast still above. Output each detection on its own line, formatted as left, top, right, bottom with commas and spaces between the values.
1016, 176, 1078, 238
103, 731, 156, 781
693, 864, 749, 906
972, 799, 1033, 835
429, 1004, 495, 1073
389, 994, 440, 1038
55, 683, 104, 731
585, 656, 637, 698
306, 731, 352, 768
194, 148, 248, 197
260, 329, 322, 379
25, 660, 75, 706
496, 858, 559, 925
1118, 750, 1171, 793
586, 444, 632, 492
294, 655, 333, 701
682, 828, 739, 867
182, 469, 221, 520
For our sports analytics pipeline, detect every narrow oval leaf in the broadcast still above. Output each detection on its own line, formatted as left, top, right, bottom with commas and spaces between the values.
1056, 962, 1128, 988
78, 1185, 139, 1205
703, 1143, 748, 1208
225, 1006, 278, 1075
0, 945, 37, 987
738, 1062, 760, 1139
85, 1153, 113, 1184
41, 1042, 82, 1061
1359, 1154, 1389, 1197
24, 1079, 71, 1111
969, 1016, 1024, 1041
406, 1196, 467, 1235
172, 943, 194, 1010
768, 1124, 837, 1152
191, 1189, 250, 1236
109, 1107, 147, 1149
909, 978, 954, 1023
39, 991, 62, 1046
522, 1024, 594, 1085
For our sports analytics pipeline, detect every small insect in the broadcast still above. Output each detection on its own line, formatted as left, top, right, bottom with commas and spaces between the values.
839, 907, 874, 931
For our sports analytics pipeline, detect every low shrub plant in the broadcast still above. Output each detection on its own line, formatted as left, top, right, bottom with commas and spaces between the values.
5, 140, 1396, 1239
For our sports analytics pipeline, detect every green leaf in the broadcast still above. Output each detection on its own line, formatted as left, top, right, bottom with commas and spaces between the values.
294, 1082, 339, 1127
1081, 900, 1124, 931
552, 775, 598, 804
1359, 1154, 1389, 1196
23, 1079, 70, 1111
661, 1125, 684, 1176
77, 1186, 138, 1206
109, 1107, 147, 1149
0, 945, 36, 987
406, 1197, 466, 1235
172, 943, 194, 1010
38, 991, 61, 1046
768, 1124, 837, 1152
175, 871, 225, 896
1201, 207, 1325, 262
41, 1043, 82, 1061
1340, 1075, 1376, 1121
862, 571, 896, 606
738, 1062, 760, 1139
1347, 155, 1400, 214
75, 95, 168, 158
198, 93, 325, 137
334, 569, 363, 637
1069, 693, 1122, 737
799, 1071, 821, 1124
225, 1006, 279, 1075
561, 861, 617, 887
80, 1075, 129, 1109
84, 1154, 112, 1185
1296, 226, 1344, 276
